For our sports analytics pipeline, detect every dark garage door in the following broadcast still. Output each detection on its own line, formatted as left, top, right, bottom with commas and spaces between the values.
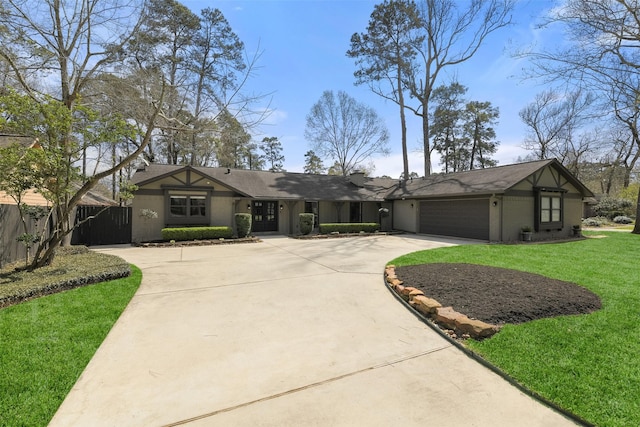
419, 199, 489, 240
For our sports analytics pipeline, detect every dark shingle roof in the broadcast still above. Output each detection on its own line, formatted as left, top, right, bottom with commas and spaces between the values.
385, 159, 593, 199
132, 159, 593, 202
132, 165, 397, 201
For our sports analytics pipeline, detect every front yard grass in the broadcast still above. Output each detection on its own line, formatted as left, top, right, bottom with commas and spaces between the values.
390, 231, 639, 427
0, 254, 141, 426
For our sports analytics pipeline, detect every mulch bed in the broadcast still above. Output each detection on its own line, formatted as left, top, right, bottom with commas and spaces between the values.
395, 263, 602, 325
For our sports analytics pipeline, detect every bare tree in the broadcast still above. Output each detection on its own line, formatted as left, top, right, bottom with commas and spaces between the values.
404, 0, 514, 176
519, 89, 594, 162
305, 90, 390, 176
519, 0, 640, 233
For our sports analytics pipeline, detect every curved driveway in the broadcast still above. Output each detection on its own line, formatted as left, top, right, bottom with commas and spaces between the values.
50, 235, 578, 426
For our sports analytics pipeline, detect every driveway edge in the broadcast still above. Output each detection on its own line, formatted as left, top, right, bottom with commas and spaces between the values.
382, 274, 593, 427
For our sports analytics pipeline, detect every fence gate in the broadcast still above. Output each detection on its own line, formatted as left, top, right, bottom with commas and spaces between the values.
72, 206, 132, 246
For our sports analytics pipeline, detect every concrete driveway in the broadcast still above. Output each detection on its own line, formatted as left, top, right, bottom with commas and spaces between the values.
49, 235, 578, 426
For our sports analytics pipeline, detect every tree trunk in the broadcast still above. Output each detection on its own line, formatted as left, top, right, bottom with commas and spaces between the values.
399, 78, 409, 180
633, 186, 640, 234
423, 98, 431, 176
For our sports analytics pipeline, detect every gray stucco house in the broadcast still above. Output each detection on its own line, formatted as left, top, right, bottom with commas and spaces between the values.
130, 158, 593, 243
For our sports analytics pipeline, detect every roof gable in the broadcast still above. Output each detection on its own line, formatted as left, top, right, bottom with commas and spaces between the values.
385, 159, 593, 199
132, 165, 397, 201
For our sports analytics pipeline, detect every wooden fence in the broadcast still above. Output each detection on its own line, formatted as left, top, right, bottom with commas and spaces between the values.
1, 204, 132, 267
0, 204, 43, 268
71, 206, 132, 246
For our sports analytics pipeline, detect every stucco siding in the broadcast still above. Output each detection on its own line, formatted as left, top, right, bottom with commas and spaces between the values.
489, 195, 501, 241
211, 196, 234, 228
502, 196, 534, 242
131, 195, 165, 243
393, 199, 417, 232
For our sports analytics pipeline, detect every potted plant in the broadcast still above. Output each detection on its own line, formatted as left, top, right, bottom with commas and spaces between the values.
521, 225, 533, 242
571, 224, 582, 237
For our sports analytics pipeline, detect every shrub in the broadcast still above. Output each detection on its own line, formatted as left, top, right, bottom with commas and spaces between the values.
299, 213, 314, 235
582, 217, 607, 227
592, 197, 634, 220
613, 215, 633, 224
234, 213, 252, 238
319, 223, 379, 234
161, 226, 233, 241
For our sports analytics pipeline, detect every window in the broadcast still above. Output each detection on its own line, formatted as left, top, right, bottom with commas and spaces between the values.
535, 189, 564, 231
540, 196, 561, 223
190, 196, 206, 217
168, 194, 208, 224
170, 196, 187, 217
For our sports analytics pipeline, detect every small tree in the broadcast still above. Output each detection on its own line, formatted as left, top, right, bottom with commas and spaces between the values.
0, 143, 49, 266
0, 90, 161, 270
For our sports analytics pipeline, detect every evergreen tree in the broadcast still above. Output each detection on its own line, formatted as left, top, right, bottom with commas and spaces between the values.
303, 150, 325, 174
260, 136, 285, 172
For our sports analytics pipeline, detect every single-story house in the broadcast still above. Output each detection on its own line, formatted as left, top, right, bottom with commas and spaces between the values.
130, 164, 395, 242
130, 158, 593, 243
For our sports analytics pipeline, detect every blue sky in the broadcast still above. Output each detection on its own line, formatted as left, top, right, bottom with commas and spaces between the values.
182, 0, 558, 177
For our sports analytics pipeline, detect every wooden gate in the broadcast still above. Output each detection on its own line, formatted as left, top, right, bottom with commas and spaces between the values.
72, 206, 132, 246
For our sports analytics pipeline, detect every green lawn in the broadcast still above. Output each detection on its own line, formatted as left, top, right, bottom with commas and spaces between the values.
0, 266, 141, 427
390, 232, 640, 427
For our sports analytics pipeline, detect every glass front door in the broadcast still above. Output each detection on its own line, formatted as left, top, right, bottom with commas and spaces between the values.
252, 201, 278, 232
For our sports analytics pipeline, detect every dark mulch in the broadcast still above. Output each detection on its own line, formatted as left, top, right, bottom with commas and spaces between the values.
395, 263, 602, 325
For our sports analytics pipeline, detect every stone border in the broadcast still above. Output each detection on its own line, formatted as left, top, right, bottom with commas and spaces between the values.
385, 265, 499, 340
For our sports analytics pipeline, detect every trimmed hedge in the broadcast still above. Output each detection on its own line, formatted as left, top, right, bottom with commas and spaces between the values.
235, 213, 252, 238
319, 223, 379, 234
161, 226, 234, 241
299, 213, 314, 235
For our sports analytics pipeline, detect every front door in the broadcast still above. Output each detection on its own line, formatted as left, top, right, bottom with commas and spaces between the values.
252, 201, 278, 232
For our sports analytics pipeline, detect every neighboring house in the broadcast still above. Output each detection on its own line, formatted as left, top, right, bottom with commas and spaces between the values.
130, 159, 593, 243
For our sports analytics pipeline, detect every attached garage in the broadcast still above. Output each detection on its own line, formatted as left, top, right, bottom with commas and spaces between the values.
419, 199, 490, 240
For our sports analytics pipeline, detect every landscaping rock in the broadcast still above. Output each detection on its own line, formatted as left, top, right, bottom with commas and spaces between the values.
408, 289, 425, 298
409, 295, 442, 315
434, 306, 466, 330
454, 317, 498, 339
398, 286, 420, 301
389, 279, 403, 289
